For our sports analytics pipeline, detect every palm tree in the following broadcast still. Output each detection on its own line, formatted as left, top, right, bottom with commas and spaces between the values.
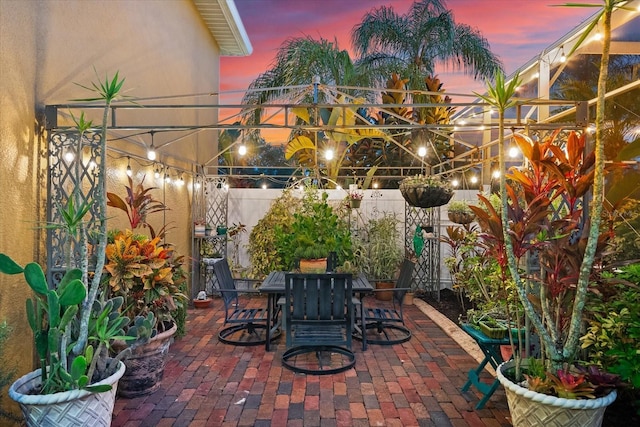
351, 0, 503, 92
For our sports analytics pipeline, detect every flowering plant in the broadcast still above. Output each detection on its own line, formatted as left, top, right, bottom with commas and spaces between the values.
348, 190, 364, 200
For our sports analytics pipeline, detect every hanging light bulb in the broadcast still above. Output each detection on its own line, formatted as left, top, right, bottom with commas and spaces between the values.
238, 144, 247, 156
126, 157, 132, 177
63, 146, 75, 163
451, 179, 459, 187
492, 170, 501, 179
324, 149, 334, 161
147, 131, 157, 161
154, 164, 161, 180
177, 173, 184, 186
560, 45, 566, 63
164, 168, 171, 183
261, 183, 267, 190
418, 146, 427, 157
509, 146, 520, 158
470, 176, 478, 185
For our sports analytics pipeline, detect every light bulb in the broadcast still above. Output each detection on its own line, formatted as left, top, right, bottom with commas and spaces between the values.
261, 183, 267, 190
154, 167, 161, 179
373, 182, 378, 189
126, 157, 132, 177
509, 146, 520, 158
325, 149, 334, 161
452, 179, 459, 187
194, 181, 201, 190
418, 147, 427, 157
64, 150, 75, 163
492, 170, 501, 179
470, 176, 478, 184
177, 175, 184, 186
164, 173, 170, 183
238, 145, 247, 156
147, 147, 156, 161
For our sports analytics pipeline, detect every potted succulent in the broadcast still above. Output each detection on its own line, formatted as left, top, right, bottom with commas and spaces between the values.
275, 190, 352, 273
399, 174, 454, 208
0, 72, 148, 426
446, 200, 475, 224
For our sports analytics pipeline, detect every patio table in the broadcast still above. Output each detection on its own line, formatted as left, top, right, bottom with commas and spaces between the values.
259, 271, 373, 351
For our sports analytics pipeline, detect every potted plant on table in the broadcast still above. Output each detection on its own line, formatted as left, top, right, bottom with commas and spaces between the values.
0, 71, 149, 426
275, 190, 352, 273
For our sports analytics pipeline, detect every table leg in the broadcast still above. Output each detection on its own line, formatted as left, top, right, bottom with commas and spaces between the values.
461, 344, 504, 409
265, 294, 273, 351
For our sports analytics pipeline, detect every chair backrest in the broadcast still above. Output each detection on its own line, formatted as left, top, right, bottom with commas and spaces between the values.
393, 258, 416, 306
284, 273, 353, 348
212, 258, 238, 309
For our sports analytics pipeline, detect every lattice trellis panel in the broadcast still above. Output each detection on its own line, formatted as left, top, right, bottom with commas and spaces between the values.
404, 204, 441, 301
47, 130, 104, 286
191, 176, 228, 299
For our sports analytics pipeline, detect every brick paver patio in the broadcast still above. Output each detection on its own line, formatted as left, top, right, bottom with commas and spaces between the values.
112, 296, 511, 426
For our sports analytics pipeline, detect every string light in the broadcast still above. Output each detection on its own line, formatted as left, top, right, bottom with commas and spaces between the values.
560, 45, 566, 63
470, 176, 478, 185
417, 146, 427, 157
451, 179, 459, 187
261, 183, 267, 190
154, 164, 161, 179
238, 144, 247, 156
492, 170, 501, 179
177, 173, 184, 186
147, 131, 157, 161
126, 157, 132, 177
324, 149, 334, 160
64, 147, 75, 163
508, 146, 520, 158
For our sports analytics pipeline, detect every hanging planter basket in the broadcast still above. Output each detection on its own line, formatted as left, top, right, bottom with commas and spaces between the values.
448, 211, 475, 224
399, 181, 454, 208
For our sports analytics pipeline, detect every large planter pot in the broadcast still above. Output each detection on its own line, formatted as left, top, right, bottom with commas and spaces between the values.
375, 281, 395, 301
399, 183, 454, 208
117, 321, 177, 398
299, 258, 327, 274
496, 360, 617, 427
448, 211, 475, 224
9, 361, 125, 427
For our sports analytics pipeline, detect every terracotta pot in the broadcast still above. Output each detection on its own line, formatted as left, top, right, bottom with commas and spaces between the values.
404, 292, 414, 305
193, 297, 212, 309
496, 360, 617, 427
299, 258, 327, 274
117, 322, 177, 398
375, 281, 394, 301
9, 361, 125, 427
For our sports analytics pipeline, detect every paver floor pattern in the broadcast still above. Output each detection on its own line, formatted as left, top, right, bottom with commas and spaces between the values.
112, 296, 512, 426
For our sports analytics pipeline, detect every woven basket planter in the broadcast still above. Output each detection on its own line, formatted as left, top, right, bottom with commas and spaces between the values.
399, 183, 454, 208
9, 361, 125, 427
496, 360, 617, 427
448, 211, 475, 224
479, 320, 508, 339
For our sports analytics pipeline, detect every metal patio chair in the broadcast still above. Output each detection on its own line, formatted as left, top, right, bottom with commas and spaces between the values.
281, 273, 356, 375
212, 258, 280, 346
356, 258, 415, 346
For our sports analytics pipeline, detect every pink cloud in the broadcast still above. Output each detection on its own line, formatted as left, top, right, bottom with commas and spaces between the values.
222, 0, 596, 105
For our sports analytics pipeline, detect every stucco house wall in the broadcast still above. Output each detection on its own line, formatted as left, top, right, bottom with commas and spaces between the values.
0, 0, 247, 415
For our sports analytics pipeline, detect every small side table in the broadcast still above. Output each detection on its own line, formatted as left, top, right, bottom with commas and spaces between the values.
460, 323, 513, 409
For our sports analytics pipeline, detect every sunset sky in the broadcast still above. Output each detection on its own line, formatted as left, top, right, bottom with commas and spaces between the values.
221, 0, 597, 103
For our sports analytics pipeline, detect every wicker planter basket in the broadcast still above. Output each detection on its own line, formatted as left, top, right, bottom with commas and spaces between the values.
448, 211, 475, 224
479, 320, 508, 339
496, 360, 617, 427
9, 361, 125, 427
399, 183, 453, 208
